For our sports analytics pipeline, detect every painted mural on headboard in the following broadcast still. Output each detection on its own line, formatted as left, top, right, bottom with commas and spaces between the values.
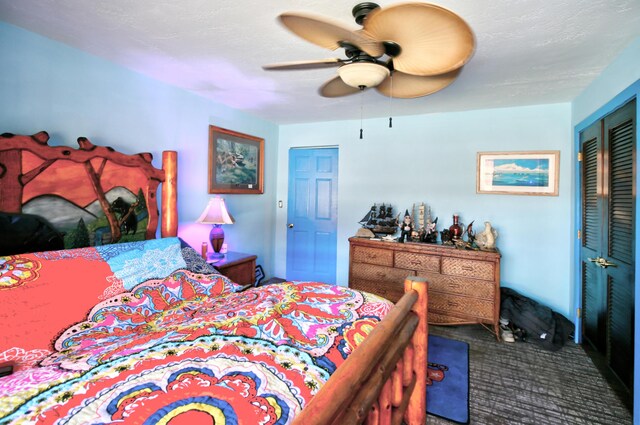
0, 131, 166, 250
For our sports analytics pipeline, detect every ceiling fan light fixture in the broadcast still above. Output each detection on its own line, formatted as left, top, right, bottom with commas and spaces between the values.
337, 62, 389, 88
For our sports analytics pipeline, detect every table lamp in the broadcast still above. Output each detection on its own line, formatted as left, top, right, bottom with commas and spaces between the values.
197, 197, 235, 259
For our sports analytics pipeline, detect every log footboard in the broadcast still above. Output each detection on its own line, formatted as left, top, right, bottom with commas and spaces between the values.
293, 276, 428, 425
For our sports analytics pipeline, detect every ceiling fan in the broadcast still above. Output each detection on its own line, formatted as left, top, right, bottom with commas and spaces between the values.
263, 2, 475, 99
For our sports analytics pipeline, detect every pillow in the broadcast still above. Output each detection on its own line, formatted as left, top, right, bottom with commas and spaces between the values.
180, 245, 220, 274
0, 212, 64, 255
97, 237, 186, 291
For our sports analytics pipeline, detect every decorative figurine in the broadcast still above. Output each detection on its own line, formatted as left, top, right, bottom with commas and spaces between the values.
424, 216, 438, 243
413, 202, 426, 242
476, 221, 498, 251
466, 220, 475, 244
398, 210, 413, 243
440, 228, 452, 245
358, 203, 399, 235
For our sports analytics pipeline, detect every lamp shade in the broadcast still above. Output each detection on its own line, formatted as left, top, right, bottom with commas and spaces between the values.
196, 197, 235, 225
337, 62, 390, 88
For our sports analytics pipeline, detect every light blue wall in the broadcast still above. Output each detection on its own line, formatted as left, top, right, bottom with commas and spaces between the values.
0, 22, 280, 276
276, 103, 574, 317
571, 36, 640, 425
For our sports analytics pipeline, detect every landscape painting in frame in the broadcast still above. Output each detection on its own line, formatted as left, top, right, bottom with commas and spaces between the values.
476, 151, 560, 196
208, 125, 264, 194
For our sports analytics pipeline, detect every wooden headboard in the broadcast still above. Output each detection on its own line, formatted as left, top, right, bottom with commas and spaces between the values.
0, 131, 177, 251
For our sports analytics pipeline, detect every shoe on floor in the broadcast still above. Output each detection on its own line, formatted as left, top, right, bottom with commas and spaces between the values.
500, 325, 515, 343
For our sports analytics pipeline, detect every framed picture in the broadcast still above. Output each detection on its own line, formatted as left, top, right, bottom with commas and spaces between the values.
208, 125, 264, 194
476, 151, 560, 196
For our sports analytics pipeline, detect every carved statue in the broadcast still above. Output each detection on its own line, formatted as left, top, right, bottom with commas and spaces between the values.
424, 217, 438, 243
398, 210, 413, 243
466, 220, 475, 244
476, 221, 498, 251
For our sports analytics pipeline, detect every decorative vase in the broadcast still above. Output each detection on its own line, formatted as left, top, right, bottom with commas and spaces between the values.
449, 214, 464, 240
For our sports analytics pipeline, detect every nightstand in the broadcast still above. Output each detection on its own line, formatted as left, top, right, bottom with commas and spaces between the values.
208, 251, 257, 286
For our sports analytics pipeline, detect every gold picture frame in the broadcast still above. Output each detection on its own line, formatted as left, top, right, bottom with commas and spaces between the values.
208, 125, 264, 194
476, 151, 560, 196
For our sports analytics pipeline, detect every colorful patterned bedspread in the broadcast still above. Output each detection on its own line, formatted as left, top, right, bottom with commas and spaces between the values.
0, 243, 392, 424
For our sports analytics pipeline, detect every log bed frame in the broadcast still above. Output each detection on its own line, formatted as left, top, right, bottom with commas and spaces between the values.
295, 276, 428, 425
0, 131, 177, 242
0, 131, 428, 425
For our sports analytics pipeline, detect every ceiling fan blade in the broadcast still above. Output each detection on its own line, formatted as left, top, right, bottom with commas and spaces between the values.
263, 58, 344, 71
319, 76, 362, 97
376, 68, 461, 98
279, 12, 383, 57
364, 3, 475, 76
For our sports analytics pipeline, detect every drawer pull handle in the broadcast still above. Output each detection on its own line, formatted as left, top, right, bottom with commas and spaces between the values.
461, 266, 473, 272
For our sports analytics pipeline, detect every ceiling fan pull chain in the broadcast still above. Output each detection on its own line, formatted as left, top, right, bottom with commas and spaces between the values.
360, 87, 364, 139
389, 74, 393, 128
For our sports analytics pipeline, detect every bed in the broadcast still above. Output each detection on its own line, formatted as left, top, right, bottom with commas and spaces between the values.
0, 131, 428, 425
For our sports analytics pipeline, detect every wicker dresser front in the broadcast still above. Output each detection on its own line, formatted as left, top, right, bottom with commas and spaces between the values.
348, 237, 501, 339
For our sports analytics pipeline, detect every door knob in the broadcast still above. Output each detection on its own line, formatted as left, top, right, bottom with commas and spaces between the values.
588, 257, 618, 268
288, 223, 294, 228
597, 258, 617, 268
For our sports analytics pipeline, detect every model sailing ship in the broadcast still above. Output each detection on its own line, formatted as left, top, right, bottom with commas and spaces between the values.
359, 203, 399, 234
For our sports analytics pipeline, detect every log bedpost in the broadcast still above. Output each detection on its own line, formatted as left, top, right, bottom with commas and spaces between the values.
404, 276, 428, 424
161, 150, 178, 237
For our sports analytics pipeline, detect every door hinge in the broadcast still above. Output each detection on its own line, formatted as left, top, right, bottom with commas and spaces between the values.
577, 229, 581, 239
577, 307, 581, 318
577, 151, 583, 161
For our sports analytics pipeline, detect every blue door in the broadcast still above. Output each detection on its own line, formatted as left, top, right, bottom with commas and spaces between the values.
286, 148, 338, 283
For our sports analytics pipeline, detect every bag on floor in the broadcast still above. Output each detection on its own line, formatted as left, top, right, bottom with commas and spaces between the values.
500, 287, 574, 351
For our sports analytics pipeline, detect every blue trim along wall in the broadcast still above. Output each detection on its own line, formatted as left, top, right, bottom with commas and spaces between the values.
0, 21, 279, 277
276, 103, 574, 317
572, 37, 640, 425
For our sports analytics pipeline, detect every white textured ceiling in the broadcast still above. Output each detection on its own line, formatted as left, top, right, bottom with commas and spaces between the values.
1, 0, 639, 124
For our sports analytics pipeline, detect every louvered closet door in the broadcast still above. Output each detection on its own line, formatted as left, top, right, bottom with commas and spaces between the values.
581, 98, 636, 394
581, 121, 605, 352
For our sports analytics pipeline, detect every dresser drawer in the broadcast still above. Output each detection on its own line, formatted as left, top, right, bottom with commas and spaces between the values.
351, 262, 415, 283
441, 257, 495, 281
417, 271, 495, 300
395, 251, 440, 273
428, 292, 494, 322
352, 246, 393, 266
350, 278, 404, 303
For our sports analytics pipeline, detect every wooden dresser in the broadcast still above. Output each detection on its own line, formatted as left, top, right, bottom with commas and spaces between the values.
348, 237, 501, 339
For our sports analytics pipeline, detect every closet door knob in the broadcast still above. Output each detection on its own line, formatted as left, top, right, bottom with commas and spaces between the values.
288, 223, 294, 228
597, 258, 617, 268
